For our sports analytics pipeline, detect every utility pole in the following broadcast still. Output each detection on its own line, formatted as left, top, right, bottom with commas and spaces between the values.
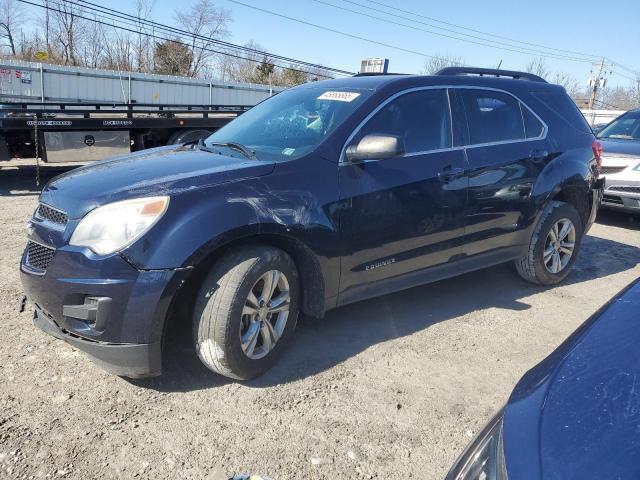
587, 58, 609, 110
45, 0, 50, 56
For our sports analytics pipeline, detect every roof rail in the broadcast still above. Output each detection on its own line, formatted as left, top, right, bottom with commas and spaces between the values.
435, 67, 547, 83
352, 72, 408, 77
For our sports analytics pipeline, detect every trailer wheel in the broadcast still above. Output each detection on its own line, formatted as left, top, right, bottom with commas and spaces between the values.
168, 129, 212, 145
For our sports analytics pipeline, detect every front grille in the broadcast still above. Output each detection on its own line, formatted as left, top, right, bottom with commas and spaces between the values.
25, 241, 56, 271
37, 203, 68, 225
600, 166, 626, 175
609, 185, 640, 194
602, 194, 624, 205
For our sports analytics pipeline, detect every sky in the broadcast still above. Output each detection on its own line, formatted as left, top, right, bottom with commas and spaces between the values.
44, 0, 640, 87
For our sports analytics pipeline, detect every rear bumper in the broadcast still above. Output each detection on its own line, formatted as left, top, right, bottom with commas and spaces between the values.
33, 304, 162, 378
585, 179, 604, 233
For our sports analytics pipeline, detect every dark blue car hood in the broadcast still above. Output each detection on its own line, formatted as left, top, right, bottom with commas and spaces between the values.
40, 145, 275, 219
599, 138, 640, 157
503, 279, 640, 480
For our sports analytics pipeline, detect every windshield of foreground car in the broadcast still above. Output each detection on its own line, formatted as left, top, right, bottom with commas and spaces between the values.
204, 86, 371, 161
597, 111, 640, 141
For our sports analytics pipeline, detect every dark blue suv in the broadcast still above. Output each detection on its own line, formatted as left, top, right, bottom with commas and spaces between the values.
20, 67, 602, 379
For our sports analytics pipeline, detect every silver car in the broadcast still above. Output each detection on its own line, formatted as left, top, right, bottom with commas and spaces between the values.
597, 109, 640, 214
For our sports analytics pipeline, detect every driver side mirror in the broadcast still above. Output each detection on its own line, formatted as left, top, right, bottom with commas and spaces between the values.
345, 134, 405, 163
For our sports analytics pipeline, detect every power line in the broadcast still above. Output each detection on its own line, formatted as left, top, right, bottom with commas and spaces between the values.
356, 0, 603, 61
228, 0, 442, 61
69, 0, 353, 75
610, 69, 639, 82
311, 0, 600, 64
18, 0, 352, 78
354, 0, 640, 77
609, 60, 640, 77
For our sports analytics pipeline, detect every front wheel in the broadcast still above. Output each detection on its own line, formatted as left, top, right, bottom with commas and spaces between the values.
193, 246, 300, 380
515, 201, 583, 285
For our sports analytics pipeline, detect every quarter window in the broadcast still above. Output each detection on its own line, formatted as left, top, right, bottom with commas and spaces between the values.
356, 89, 452, 155
458, 90, 526, 144
521, 103, 545, 138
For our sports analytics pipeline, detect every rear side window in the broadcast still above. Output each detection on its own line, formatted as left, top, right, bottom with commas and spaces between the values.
458, 90, 525, 144
531, 91, 591, 133
521, 104, 545, 138
357, 89, 452, 154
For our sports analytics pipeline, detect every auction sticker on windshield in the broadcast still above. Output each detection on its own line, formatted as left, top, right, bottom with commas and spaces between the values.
318, 91, 361, 102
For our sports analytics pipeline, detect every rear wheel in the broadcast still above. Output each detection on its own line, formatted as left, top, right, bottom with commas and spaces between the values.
193, 245, 299, 380
515, 201, 583, 285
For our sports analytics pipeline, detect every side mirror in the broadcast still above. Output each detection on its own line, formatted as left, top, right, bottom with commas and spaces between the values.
345, 134, 405, 162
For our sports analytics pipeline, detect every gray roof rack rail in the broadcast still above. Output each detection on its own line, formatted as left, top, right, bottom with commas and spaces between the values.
435, 67, 547, 83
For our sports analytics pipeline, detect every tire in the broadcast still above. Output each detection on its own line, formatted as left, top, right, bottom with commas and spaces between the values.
193, 245, 300, 380
515, 201, 584, 285
167, 129, 212, 145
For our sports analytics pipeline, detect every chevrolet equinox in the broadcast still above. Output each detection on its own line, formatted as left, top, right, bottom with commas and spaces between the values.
20, 67, 603, 379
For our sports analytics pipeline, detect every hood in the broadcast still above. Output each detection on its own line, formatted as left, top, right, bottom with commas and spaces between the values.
503, 279, 640, 479
599, 138, 640, 158
40, 145, 275, 219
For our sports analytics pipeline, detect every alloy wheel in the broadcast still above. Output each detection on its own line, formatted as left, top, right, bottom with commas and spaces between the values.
543, 218, 576, 274
239, 270, 291, 359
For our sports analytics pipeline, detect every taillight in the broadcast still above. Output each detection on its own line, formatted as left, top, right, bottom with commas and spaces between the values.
592, 139, 603, 168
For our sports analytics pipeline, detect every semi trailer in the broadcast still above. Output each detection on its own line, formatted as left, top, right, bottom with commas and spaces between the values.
0, 59, 281, 164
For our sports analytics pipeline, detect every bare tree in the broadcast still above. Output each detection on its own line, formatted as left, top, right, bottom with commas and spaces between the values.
552, 72, 582, 98
220, 40, 268, 83
175, 0, 231, 77
422, 53, 464, 75
102, 30, 136, 72
525, 57, 549, 79
0, 0, 27, 56
50, 1, 87, 65
600, 84, 640, 111
133, 0, 156, 72
78, 17, 107, 68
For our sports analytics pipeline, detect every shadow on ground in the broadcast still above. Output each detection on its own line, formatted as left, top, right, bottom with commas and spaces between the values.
0, 173, 57, 197
596, 209, 640, 231
135, 222, 640, 393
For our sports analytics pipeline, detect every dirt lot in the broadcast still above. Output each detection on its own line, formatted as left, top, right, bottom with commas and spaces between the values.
1, 174, 639, 480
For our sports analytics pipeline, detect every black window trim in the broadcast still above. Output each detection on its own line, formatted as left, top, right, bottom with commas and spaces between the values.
340, 85, 548, 163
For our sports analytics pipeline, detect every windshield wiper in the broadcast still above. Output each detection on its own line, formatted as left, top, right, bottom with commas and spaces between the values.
203, 140, 257, 160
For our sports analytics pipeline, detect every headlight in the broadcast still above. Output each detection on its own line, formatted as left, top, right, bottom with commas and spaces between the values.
70, 196, 169, 255
445, 410, 507, 480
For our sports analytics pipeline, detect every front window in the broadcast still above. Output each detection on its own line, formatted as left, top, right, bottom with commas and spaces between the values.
353, 88, 452, 154
205, 86, 371, 161
598, 111, 640, 141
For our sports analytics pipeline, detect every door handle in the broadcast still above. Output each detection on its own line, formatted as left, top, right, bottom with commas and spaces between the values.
438, 166, 465, 182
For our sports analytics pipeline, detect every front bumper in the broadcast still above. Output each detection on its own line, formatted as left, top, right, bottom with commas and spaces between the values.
33, 304, 162, 378
21, 244, 190, 378
601, 175, 640, 213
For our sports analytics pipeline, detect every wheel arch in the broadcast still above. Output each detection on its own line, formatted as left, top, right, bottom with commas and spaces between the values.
549, 183, 592, 228
161, 229, 327, 350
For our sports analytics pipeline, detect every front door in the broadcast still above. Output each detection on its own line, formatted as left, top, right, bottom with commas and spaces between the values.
337, 88, 468, 304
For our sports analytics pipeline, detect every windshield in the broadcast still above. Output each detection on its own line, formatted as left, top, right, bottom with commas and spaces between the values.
597, 111, 640, 141
204, 86, 371, 160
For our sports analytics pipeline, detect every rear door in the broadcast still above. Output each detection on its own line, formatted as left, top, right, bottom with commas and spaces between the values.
455, 88, 550, 257
337, 88, 468, 304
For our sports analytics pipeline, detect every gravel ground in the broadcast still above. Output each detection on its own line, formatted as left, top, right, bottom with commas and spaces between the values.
1, 174, 639, 480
